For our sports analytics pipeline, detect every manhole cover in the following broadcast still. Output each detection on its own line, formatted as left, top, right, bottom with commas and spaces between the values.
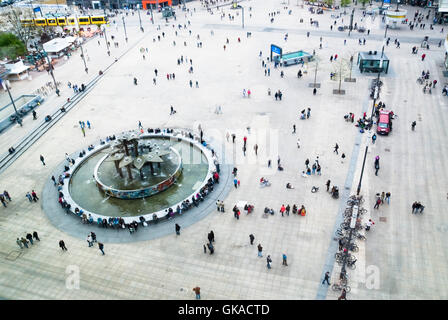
384, 148, 390, 152
379, 217, 387, 222
5, 250, 22, 261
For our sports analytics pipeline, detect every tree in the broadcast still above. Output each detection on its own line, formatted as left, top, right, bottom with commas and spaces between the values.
359, 0, 370, 8
0, 33, 27, 60
0, 7, 39, 52
324, 0, 333, 6
340, 0, 351, 7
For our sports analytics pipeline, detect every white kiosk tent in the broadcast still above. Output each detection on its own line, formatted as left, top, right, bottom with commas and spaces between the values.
0, 60, 30, 81
42, 37, 77, 58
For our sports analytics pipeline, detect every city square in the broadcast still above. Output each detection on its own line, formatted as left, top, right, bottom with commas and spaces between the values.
0, 0, 447, 301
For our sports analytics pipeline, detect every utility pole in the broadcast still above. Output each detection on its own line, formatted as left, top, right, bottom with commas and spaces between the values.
122, 15, 128, 42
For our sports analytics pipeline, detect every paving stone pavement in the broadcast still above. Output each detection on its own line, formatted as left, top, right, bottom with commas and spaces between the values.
0, 0, 447, 300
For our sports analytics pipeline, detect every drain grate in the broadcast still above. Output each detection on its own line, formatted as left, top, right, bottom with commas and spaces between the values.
379, 217, 387, 222
385, 148, 390, 152
5, 250, 22, 261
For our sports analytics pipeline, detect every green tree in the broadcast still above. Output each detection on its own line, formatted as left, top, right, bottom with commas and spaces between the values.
340, 0, 351, 7
0, 8, 37, 52
359, 0, 370, 7
0, 33, 27, 60
324, 0, 333, 6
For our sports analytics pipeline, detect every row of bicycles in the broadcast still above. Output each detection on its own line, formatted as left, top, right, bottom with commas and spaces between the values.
331, 195, 368, 294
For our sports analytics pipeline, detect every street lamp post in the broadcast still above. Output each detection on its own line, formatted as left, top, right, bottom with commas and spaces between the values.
79, 38, 88, 73
137, 6, 143, 32
102, 26, 111, 56
150, 4, 154, 24
237, 5, 244, 29
0, 73, 22, 126
122, 16, 128, 42
348, 9, 355, 37
43, 49, 60, 96
356, 145, 368, 196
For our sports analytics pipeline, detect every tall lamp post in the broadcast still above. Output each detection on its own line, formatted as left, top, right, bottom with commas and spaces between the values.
122, 15, 128, 42
78, 38, 89, 73
102, 26, 111, 56
348, 8, 355, 37
236, 5, 244, 28
137, 5, 144, 32
38, 43, 60, 96
0, 72, 22, 126
149, 3, 154, 24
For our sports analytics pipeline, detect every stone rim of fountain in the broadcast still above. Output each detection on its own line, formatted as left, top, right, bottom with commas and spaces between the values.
61, 130, 215, 224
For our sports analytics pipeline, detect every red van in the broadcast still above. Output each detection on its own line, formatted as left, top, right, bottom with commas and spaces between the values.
377, 110, 392, 135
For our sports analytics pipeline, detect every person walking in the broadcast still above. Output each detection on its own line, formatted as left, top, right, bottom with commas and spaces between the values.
374, 156, 380, 176
33, 231, 40, 241
193, 286, 201, 299
338, 288, 347, 300
254, 144, 258, 155
175, 223, 181, 235
282, 253, 288, 266
91, 232, 96, 243
374, 197, 381, 209
0, 194, 6, 207
3, 190, 11, 201
87, 234, 93, 247
26, 233, 33, 245
207, 232, 213, 244
21, 237, 29, 248
334, 143, 339, 155
233, 178, 238, 188
297, 138, 301, 149
40, 155, 46, 166
257, 243, 263, 257
249, 234, 255, 245
322, 271, 331, 285
266, 255, 272, 269
385, 192, 391, 204
381, 192, 385, 204
31, 190, 39, 202
59, 240, 67, 251
16, 238, 23, 249
372, 133, 377, 144
292, 124, 296, 134
365, 219, 375, 231
25, 192, 32, 202
98, 242, 105, 255
326, 180, 331, 192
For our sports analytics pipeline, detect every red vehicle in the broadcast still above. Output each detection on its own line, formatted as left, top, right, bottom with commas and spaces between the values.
377, 110, 392, 135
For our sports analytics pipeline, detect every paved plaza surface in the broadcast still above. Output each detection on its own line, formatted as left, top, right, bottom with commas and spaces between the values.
0, 0, 448, 300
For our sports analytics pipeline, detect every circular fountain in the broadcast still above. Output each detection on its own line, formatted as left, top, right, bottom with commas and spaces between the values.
60, 129, 217, 224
